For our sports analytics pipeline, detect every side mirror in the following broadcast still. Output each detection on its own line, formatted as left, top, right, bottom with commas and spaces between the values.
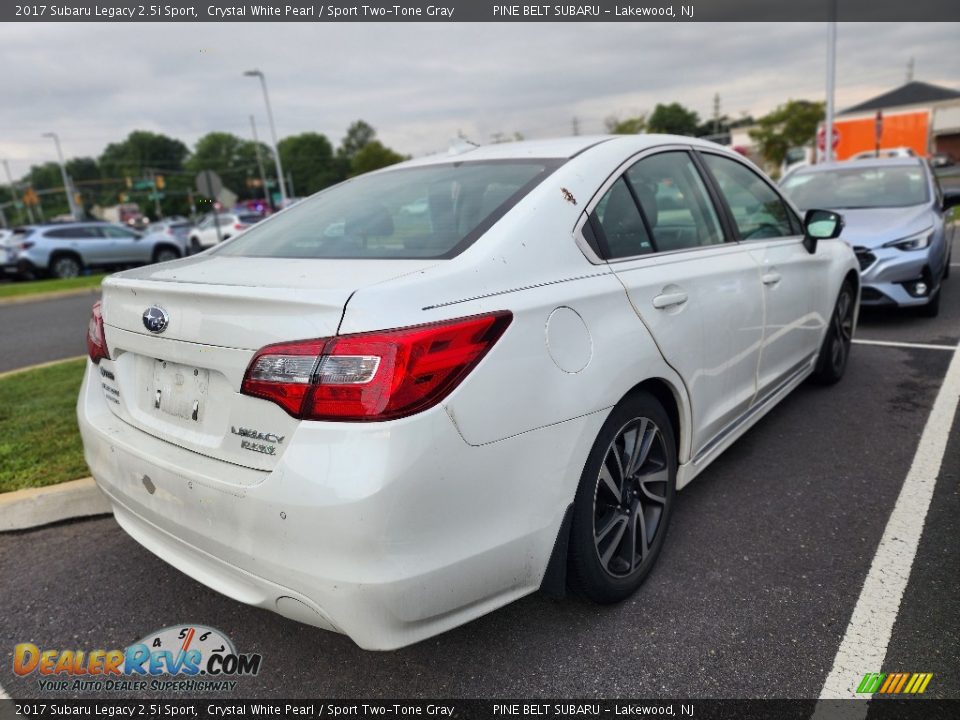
943, 189, 960, 213
802, 209, 844, 254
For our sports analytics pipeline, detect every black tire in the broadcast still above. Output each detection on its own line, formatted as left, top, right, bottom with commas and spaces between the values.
189, 237, 202, 255
943, 254, 950, 280
49, 254, 82, 280
920, 286, 941, 318
152, 246, 180, 264
811, 280, 855, 385
568, 391, 677, 604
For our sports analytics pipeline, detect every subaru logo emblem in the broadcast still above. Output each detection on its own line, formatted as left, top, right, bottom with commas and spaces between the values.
142, 306, 169, 334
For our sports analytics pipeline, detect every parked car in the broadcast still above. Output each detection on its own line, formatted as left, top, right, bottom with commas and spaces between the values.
145, 219, 194, 255
78, 135, 858, 650
850, 146, 917, 160
1, 222, 184, 279
187, 212, 263, 252
930, 152, 955, 169
781, 158, 960, 317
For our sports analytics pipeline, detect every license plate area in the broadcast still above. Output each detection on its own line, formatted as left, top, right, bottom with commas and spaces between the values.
152, 360, 209, 422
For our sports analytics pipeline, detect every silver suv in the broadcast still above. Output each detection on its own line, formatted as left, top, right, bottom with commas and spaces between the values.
1, 222, 183, 279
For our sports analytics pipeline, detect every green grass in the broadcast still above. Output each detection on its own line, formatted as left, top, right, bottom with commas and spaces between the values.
0, 273, 105, 300
0, 358, 89, 493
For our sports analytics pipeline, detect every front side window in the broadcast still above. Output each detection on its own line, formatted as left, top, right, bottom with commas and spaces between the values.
702, 154, 796, 239
216, 160, 558, 260
102, 226, 139, 239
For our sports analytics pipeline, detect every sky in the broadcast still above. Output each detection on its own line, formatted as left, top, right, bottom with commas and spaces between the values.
0, 22, 958, 179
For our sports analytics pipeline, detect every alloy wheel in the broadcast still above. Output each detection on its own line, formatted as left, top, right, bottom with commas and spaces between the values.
830, 288, 854, 374
593, 417, 670, 578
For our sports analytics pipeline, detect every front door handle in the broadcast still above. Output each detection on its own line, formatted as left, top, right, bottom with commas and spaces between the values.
762, 271, 782, 286
652, 291, 688, 309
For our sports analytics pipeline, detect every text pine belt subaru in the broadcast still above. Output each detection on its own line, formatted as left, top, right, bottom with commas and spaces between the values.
78, 135, 859, 650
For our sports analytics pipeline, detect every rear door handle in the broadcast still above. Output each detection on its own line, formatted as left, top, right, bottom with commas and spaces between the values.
652, 291, 688, 309
762, 271, 782, 286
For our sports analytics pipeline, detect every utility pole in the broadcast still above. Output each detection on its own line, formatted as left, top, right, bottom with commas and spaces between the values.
42, 132, 80, 219
3, 159, 33, 224
249, 115, 271, 207
286, 172, 296, 199
824, 4, 837, 163
906, 57, 915, 83
572, 117, 580, 136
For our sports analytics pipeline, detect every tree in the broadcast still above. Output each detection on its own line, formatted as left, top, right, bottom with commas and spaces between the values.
278, 132, 339, 196
98, 130, 189, 179
337, 120, 377, 164
605, 115, 646, 134
351, 141, 406, 177
646, 103, 700, 136
749, 100, 824, 167
186, 132, 271, 200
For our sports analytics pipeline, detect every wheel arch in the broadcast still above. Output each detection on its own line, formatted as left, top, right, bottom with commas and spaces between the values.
619, 376, 690, 467
151, 242, 182, 261
47, 249, 84, 276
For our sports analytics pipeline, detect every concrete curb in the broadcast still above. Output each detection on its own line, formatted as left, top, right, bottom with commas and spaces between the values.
0, 477, 112, 532
0, 286, 101, 306
0, 354, 87, 380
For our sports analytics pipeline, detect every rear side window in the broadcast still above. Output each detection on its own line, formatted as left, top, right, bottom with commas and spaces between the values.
215, 160, 559, 260
589, 178, 654, 259
45, 226, 101, 239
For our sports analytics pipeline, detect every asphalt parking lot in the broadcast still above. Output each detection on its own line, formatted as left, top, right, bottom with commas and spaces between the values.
0, 234, 957, 701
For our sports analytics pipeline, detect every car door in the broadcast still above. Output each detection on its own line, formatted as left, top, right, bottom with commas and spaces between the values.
583, 148, 765, 455
100, 225, 149, 263
698, 152, 826, 399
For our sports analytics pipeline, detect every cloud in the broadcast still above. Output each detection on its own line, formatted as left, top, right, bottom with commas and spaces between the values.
0, 21, 956, 176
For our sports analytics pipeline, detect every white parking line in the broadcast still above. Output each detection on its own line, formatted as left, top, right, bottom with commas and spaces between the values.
853, 338, 956, 351
815, 344, 960, 708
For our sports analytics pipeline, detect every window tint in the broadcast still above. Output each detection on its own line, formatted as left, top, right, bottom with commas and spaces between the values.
216, 160, 557, 259
589, 178, 653, 259
45, 226, 101, 239
625, 152, 724, 251
702, 154, 795, 240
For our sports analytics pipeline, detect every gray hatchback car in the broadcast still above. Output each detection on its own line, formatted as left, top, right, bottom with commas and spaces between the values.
782, 158, 960, 317
1, 222, 183, 279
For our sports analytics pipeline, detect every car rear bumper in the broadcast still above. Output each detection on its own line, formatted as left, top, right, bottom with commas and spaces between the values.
77, 359, 600, 649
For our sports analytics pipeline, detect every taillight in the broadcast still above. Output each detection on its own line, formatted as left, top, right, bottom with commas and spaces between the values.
86, 300, 109, 364
241, 312, 512, 421
234, 223, 247, 231
15, 241, 34, 252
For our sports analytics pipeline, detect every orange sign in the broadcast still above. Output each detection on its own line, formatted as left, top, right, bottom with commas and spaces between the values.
833, 110, 929, 160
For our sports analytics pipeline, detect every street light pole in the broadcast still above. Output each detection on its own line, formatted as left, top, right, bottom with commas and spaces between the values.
244, 69, 288, 206
249, 115, 271, 207
824, 3, 837, 163
43, 132, 80, 219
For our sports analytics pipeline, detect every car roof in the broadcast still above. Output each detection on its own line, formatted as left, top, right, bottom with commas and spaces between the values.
791, 157, 925, 175
392, 134, 737, 169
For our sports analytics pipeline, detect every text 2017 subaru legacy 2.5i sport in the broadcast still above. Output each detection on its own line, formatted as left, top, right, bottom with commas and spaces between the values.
78, 135, 858, 650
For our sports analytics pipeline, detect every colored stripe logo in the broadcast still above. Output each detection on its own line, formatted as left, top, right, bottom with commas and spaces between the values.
856, 672, 933, 694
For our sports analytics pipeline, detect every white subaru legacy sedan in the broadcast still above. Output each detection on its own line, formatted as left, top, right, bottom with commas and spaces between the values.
78, 135, 858, 649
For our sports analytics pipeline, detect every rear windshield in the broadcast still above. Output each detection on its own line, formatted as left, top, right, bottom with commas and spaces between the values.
782, 165, 929, 210
214, 160, 559, 259
237, 214, 263, 224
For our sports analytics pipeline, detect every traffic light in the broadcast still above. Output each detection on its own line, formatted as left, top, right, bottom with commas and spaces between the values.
156, 175, 165, 190
125, 176, 132, 189
119, 192, 128, 202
